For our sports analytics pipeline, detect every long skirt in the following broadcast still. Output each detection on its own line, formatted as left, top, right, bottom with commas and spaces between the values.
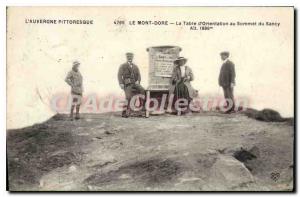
174, 81, 191, 101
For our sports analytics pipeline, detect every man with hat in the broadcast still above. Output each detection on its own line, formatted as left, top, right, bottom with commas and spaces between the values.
118, 52, 145, 117
169, 57, 197, 115
65, 60, 83, 120
218, 51, 236, 113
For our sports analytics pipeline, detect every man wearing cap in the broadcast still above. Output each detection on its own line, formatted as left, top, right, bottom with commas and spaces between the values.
169, 57, 197, 115
218, 51, 236, 113
65, 61, 83, 120
118, 52, 145, 117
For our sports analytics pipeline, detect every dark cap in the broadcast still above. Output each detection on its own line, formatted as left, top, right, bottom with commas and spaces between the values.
126, 52, 134, 57
220, 51, 230, 57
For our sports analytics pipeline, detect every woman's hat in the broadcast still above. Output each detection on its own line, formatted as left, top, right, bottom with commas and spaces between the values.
174, 57, 187, 64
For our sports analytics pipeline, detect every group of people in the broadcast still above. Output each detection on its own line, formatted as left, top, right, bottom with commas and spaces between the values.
65, 51, 236, 119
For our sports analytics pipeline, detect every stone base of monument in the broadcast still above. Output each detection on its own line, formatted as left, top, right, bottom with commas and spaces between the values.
145, 89, 170, 118
145, 46, 182, 118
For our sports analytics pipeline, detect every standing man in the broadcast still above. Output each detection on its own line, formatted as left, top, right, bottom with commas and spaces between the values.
218, 51, 236, 113
65, 61, 83, 120
118, 52, 145, 117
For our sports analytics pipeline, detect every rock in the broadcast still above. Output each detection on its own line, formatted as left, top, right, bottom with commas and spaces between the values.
69, 165, 77, 172
249, 146, 260, 158
51, 114, 65, 121
233, 149, 257, 163
175, 177, 205, 191
119, 174, 131, 179
259, 109, 283, 122
77, 133, 89, 136
243, 108, 284, 122
87, 185, 93, 191
208, 155, 254, 190
207, 149, 218, 155
105, 131, 114, 135
223, 145, 243, 155
41, 151, 78, 171
39, 179, 44, 187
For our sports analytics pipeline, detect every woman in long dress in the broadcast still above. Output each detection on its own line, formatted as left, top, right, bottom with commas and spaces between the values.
169, 57, 197, 115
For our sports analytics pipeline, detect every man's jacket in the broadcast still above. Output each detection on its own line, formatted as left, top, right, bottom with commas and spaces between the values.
218, 60, 236, 87
65, 70, 83, 95
118, 62, 141, 85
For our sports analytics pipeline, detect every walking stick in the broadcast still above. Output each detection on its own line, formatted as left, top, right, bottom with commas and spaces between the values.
176, 79, 181, 116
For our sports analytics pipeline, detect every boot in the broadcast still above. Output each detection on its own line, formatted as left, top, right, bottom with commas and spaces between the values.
186, 100, 193, 115
122, 110, 128, 118
70, 105, 75, 120
75, 105, 80, 120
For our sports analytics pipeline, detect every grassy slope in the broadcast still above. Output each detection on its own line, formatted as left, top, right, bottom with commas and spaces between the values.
7, 111, 294, 191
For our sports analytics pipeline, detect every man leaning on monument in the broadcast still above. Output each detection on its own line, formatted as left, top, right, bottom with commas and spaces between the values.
118, 52, 146, 118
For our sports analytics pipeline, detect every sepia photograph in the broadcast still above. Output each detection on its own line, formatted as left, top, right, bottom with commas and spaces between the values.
6, 6, 294, 191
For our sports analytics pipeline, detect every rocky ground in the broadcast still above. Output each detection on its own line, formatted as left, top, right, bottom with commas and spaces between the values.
7, 110, 294, 191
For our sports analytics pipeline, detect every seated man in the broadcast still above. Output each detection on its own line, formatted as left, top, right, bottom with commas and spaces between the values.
169, 57, 197, 115
118, 52, 145, 117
